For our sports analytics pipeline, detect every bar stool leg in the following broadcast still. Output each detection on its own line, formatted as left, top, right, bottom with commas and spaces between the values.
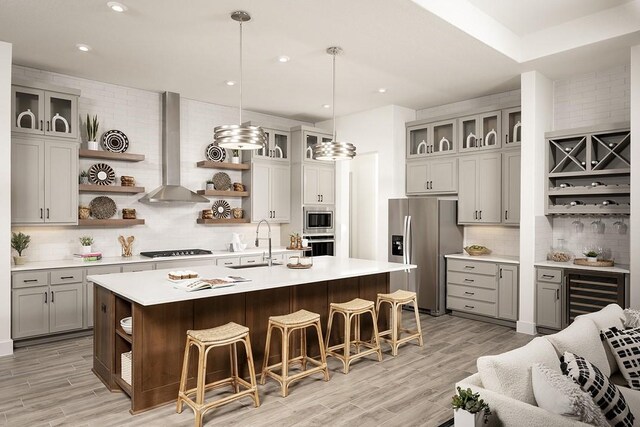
413, 298, 424, 346
177, 337, 192, 414
243, 334, 260, 407
300, 328, 307, 370
230, 343, 239, 393
343, 312, 352, 374
195, 341, 206, 427
391, 301, 399, 356
370, 308, 383, 362
314, 321, 330, 382
325, 307, 335, 350
260, 323, 273, 385
281, 326, 290, 397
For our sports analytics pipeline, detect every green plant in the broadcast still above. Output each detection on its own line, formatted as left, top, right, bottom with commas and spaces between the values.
79, 236, 94, 246
452, 387, 491, 420
584, 250, 599, 257
80, 170, 88, 177
85, 114, 99, 142
11, 232, 30, 257
232, 149, 239, 157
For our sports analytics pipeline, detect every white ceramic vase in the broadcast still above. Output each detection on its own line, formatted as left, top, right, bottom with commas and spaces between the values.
88, 140, 99, 151
454, 409, 484, 427
587, 256, 598, 263
81, 245, 92, 255
231, 156, 241, 164
206, 183, 215, 190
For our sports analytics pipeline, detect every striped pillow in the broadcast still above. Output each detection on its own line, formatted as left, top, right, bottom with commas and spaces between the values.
602, 327, 640, 390
561, 352, 634, 427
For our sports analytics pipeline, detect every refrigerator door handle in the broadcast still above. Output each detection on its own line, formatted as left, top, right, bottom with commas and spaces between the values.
403, 215, 409, 272
406, 215, 412, 266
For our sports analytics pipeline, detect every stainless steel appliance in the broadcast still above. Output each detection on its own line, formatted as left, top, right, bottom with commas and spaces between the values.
303, 206, 334, 234
140, 249, 212, 258
388, 198, 462, 315
303, 235, 335, 257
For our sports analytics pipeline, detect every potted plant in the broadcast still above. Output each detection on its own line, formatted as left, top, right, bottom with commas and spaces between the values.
79, 170, 89, 184
11, 231, 31, 265
79, 236, 94, 254
452, 386, 491, 427
584, 249, 600, 262
231, 149, 241, 164
86, 114, 100, 150
206, 179, 215, 190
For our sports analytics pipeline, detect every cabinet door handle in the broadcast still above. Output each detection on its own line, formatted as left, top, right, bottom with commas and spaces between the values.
40, 208, 43, 219
101, 303, 106, 313
60, 276, 74, 279
46, 208, 50, 219
556, 289, 560, 300
499, 268, 503, 279
474, 210, 477, 220
40, 120, 43, 130
542, 274, 554, 279
505, 210, 508, 220
464, 291, 475, 295
479, 210, 482, 220
24, 279, 38, 283
46, 121, 50, 132
464, 278, 475, 282
465, 305, 475, 309
505, 133, 509, 143
51, 291, 54, 303
430, 181, 433, 189
44, 292, 47, 304
464, 266, 475, 269
321, 195, 323, 202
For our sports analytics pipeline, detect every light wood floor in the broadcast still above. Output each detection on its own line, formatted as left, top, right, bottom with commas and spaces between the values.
0, 313, 533, 427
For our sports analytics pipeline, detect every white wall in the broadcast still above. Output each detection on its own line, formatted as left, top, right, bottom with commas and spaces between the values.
10, 65, 311, 260
416, 89, 521, 120
0, 42, 12, 356
318, 105, 416, 261
630, 46, 640, 309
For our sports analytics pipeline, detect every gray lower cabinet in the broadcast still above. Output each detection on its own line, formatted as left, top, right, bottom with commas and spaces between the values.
49, 283, 83, 333
498, 265, 518, 321
12, 286, 49, 338
536, 268, 563, 330
458, 153, 502, 224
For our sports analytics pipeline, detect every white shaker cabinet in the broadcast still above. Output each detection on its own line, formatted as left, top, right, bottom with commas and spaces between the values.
458, 153, 502, 224
303, 164, 334, 205
502, 150, 521, 224
406, 158, 457, 195
247, 161, 291, 222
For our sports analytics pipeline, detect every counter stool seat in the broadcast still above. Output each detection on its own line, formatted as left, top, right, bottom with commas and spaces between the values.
177, 322, 259, 427
326, 298, 383, 374
260, 309, 330, 397
376, 290, 423, 356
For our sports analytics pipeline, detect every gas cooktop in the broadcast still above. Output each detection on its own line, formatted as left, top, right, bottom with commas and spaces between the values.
140, 249, 213, 258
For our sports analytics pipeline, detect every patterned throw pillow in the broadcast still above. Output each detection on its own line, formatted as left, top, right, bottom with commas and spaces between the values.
561, 351, 635, 427
623, 309, 640, 329
602, 327, 640, 390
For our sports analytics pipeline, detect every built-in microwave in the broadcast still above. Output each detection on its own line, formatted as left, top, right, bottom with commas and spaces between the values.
303, 206, 334, 234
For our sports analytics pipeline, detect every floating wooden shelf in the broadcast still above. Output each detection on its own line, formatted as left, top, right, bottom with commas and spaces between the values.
196, 190, 249, 197
79, 149, 145, 162
197, 218, 250, 225
79, 184, 145, 194
196, 161, 249, 170
78, 219, 145, 227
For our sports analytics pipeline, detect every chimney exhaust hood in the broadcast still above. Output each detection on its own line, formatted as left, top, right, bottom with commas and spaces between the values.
139, 92, 209, 204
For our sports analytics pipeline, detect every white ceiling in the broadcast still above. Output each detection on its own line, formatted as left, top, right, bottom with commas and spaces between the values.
0, 0, 636, 122
467, 0, 633, 36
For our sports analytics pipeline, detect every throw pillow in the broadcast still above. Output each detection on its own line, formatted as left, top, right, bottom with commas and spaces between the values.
532, 363, 608, 426
562, 351, 635, 427
623, 309, 640, 329
602, 327, 640, 390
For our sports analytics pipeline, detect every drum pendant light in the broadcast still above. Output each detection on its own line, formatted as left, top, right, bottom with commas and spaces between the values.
213, 11, 266, 150
312, 47, 356, 161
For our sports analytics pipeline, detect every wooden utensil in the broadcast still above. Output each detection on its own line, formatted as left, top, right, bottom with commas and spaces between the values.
119, 235, 134, 257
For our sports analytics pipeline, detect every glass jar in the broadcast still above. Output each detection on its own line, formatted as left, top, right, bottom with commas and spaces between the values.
547, 239, 573, 263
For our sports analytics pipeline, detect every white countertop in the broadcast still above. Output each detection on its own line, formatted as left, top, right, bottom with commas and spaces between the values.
11, 247, 297, 272
445, 253, 520, 265
87, 257, 416, 306
534, 260, 630, 274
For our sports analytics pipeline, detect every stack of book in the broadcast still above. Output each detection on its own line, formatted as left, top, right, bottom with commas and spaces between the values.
74, 252, 103, 262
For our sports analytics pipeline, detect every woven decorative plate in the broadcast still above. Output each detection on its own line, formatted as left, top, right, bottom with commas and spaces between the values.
212, 200, 231, 219
212, 172, 231, 191
205, 144, 226, 162
102, 130, 129, 153
89, 196, 117, 219
88, 163, 116, 185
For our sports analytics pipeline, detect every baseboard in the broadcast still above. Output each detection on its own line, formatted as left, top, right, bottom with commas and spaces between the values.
516, 321, 537, 335
0, 338, 14, 357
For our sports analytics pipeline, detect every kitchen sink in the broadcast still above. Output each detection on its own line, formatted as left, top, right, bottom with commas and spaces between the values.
228, 262, 282, 269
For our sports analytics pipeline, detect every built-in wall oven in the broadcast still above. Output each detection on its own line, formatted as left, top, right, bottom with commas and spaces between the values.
304, 206, 334, 235
303, 235, 335, 257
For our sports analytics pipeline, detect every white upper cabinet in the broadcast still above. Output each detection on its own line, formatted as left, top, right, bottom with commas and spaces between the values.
303, 164, 335, 205
303, 131, 333, 163
502, 107, 522, 146
251, 127, 290, 162
247, 161, 290, 223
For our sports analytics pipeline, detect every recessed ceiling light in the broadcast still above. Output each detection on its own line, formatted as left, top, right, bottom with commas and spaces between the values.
107, 1, 127, 12
76, 44, 91, 52
377, 88, 387, 93
322, 104, 331, 109
277, 55, 290, 63
225, 80, 236, 86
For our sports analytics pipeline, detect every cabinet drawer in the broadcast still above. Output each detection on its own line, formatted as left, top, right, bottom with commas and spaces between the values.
447, 271, 496, 290
448, 259, 496, 276
12, 271, 49, 289
122, 263, 154, 273
448, 284, 496, 303
51, 268, 83, 285
447, 296, 497, 317
271, 253, 285, 263
216, 257, 240, 267
240, 255, 263, 265
537, 268, 562, 283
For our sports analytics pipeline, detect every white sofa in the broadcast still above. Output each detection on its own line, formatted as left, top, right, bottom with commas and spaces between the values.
457, 304, 640, 426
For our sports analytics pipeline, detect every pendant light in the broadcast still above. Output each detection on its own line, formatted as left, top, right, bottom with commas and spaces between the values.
312, 46, 356, 161
213, 11, 266, 150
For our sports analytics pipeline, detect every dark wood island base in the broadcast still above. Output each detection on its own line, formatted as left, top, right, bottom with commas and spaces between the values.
93, 273, 390, 413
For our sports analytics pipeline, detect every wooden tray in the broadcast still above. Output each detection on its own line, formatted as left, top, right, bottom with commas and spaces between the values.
286, 246, 312, 251
287, 263, 312, 269
573, 258, 615, 267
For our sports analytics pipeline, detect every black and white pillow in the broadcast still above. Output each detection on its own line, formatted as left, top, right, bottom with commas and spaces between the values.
623, 309, 640, 329
602, 327, 640, 390
562, 352, 634, 427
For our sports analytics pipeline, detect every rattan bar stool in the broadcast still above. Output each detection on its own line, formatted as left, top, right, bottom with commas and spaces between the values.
376, 290, 423, 356
177, 322, 259, 427
260, 309, 330, 397
325, 298, 383, 374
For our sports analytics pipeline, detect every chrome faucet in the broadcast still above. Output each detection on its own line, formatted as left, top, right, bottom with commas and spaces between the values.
255, 219, 273, 266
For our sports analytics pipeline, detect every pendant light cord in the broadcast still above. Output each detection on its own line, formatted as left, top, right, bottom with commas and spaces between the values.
332, 51, 336, 141
239, 20, 243, 124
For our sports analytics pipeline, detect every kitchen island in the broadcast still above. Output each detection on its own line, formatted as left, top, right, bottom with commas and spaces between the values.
89, 256, 414, 413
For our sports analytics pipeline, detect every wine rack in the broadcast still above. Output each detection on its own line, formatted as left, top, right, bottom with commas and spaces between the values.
545, 123, 630, 216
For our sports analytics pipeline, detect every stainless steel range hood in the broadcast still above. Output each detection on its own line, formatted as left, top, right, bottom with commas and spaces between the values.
139, 92, 209, 204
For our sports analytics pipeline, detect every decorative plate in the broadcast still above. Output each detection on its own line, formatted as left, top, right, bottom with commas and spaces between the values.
205, 144, 226, 162
88, 163, 116, 185
89, 196, 117, 219
212, 200, 231, 219
212, 172, 232, 191
102, 130, 130, 153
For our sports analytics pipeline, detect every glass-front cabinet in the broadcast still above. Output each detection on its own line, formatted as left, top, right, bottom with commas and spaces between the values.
254, 127, 290, 162
407, 119, 457, 158
503, 107, 522, 146
458, 110, 502, 152
304, 131, 333, 162
12, 83, 79, 140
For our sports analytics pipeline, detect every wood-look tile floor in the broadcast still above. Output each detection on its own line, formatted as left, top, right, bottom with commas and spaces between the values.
0, 313, 533, 427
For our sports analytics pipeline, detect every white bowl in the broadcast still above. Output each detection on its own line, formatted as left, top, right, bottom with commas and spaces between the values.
122, 324, 133, 335
120, 316, 132, 325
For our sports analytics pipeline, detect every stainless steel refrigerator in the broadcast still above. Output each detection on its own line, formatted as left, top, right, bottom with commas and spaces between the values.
388, 198, 463, 316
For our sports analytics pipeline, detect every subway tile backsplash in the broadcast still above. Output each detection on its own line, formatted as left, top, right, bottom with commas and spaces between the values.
463, 226, 520, 256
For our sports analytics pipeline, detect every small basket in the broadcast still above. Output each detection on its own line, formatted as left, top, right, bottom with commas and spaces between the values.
121, 351, 132, 385
464, 246, 491, 256
78, 206, 90, 220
